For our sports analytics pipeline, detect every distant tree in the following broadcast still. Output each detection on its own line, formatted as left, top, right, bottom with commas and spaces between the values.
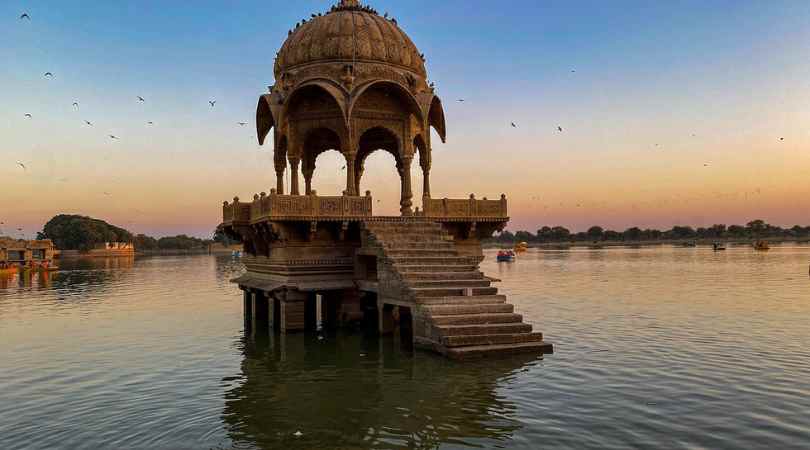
623, 227, 643, 241
727, 225, 746, 238
38, 215, 133, 251
514, 230, 535, 243
669, 226, 696, 239
536, 226, 553, 243
157, 235, 209, 250
134, 234, 159, 250
496, 230, 515, 243
587, 226, 604, 242
746, 220, 767, 237
551, 226, 571, 242
603, 230, 621, 241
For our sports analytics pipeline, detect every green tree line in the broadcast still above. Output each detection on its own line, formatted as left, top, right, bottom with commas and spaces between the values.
492, 220, 810, 244
36, 215, 217, 251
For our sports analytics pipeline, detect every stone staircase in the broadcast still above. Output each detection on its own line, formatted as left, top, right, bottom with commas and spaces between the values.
362, 220, 553, 360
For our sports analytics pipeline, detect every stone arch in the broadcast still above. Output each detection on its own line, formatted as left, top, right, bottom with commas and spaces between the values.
428, 96, 447, 143
301, 127, 343, 195
356, 126, 415, 215
348, 80, 424, 125
282, 80, 348, 126
413, 134, 431, 199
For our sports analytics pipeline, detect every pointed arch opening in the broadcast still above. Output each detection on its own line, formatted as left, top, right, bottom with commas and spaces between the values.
356, 126, 405, 215
302, 127, 343, 196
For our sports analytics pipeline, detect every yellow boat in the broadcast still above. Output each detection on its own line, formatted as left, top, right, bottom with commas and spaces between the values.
0, 266, 18, 276
514, 242, 529, 253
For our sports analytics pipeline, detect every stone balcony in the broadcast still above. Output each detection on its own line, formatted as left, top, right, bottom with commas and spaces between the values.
222, 190, 374, 225
223, 192, 508, 225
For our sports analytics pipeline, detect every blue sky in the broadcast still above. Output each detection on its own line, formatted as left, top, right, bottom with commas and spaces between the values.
2, 0, 809, 238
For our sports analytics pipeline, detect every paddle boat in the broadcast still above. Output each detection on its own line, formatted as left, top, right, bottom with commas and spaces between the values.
713, 242, 726, 251
514, 242, 529, 253
497, 250, 516, 262
754, 240, 770, 251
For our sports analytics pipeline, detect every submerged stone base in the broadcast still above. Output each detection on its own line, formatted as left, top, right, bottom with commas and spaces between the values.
229, 217, 553, 360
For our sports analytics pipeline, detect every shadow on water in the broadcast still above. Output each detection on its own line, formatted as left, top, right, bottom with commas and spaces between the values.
221, 329, 543, 450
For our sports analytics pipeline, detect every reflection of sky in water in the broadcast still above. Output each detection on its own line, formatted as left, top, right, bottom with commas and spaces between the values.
1, 249, 809, 449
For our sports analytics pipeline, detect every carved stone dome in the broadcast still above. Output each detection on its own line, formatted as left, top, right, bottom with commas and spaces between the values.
274, 0, 427, 80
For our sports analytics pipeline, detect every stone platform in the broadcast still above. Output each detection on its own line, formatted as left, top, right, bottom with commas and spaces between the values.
221, 194, 552, 360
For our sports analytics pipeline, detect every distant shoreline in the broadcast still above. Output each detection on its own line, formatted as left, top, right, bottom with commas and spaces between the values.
484, 237, 810, 249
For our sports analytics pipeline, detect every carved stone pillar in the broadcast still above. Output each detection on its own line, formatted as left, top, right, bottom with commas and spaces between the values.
304, 168, 314, 196
289, 157, 301, 196
275, 168, 285, 195
354, 161, 364, 197
400, 156, 413, 216
422, 168, 431, 199
345, 153, 357, 196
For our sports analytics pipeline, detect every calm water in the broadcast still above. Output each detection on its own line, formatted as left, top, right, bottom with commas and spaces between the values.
2, 246, 810, 449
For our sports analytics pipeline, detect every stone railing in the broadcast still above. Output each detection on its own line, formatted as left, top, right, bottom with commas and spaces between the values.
421, 194, 508, 219
223, 191, 373, 223
222, 198, 252, 223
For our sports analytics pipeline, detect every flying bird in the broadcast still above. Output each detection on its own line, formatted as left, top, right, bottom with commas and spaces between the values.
72, 102, 79, 109
457, 99, 465, 102
780, 137, 784, 141
557, 126, 563, 132
237, 122, 247, 126
511, 122, 517, 128
571, 69, 576, 73
341, 166, 346, 171
137, 96, 145, 102
44, 72, 53, 78
84, 120, 93, 126
17, 162, 26, 171
147, 121, 154, 125
103, 192, 111, 196
24, 113, 32, 118
108, 135, 118, 139
209, 100, 216, 108
20, 13, 30, 20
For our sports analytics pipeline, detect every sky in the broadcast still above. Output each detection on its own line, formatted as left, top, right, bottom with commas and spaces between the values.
2, 0, 809, 238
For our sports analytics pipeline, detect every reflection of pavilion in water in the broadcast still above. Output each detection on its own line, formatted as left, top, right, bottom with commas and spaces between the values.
221, 330, 540, 449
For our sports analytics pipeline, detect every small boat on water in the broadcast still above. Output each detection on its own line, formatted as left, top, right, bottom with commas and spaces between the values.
497, 250, 516, 262
232, 250, 243, 258
713, 242, 727, 251
682, 242, 697, 248
754, 240, 770, 251
514, 242, 529, 253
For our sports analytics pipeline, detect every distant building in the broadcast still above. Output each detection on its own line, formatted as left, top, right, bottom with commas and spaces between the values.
0, 237, 57, 270
60, 242, 135, 258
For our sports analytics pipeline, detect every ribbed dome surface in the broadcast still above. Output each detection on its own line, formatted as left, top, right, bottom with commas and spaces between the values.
274, 2, 426, 78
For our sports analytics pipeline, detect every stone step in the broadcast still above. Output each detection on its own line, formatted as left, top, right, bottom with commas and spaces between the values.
398, 264, 479, 273
441, 331, 545, 347
365, 224, 444, 233
436, 322, 533, 336
380, 242, 454, 250
409, 279, 491, 289
386, 249, 459, 258
391, 256, 475, 265
445, 341, 554, 360
412, 286, 499, 298
401, 271, 485, 281
431, 313, 523, 326
416, 295, 507, 305
422, 303, 515, 315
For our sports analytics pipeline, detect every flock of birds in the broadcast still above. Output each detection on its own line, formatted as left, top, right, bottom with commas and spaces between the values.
13, 12, 255, 176
11, 9, 792, 226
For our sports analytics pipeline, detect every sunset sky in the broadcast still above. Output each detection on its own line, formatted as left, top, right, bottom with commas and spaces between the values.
2, 0, 809, 239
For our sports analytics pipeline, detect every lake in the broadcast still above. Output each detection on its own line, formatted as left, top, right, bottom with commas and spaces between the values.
2, 246, 809, 449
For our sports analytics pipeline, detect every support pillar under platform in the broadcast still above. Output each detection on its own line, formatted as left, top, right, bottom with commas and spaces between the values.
251, 291, 269, 337
279, 290, 306, 333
